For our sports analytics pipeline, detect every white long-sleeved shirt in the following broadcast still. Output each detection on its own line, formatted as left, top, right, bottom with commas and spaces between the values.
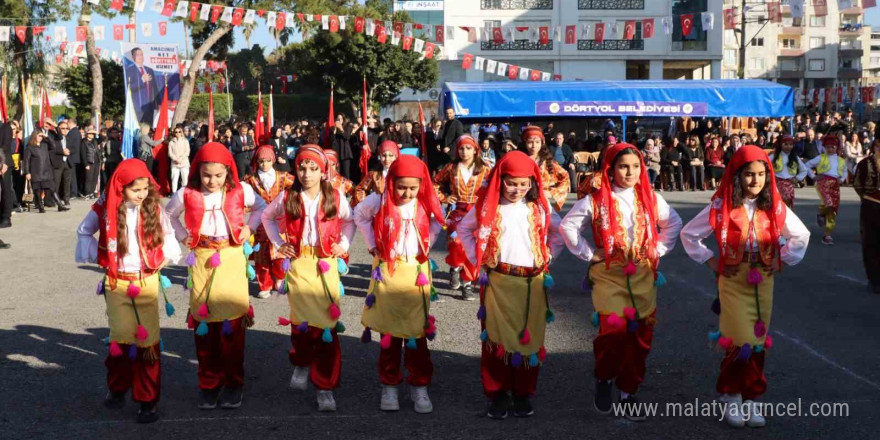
257, 168, 276, 192
458, 198, 565, 268
76, 202, 182, 272
559, 186, 682, 263
353, 193, 442, 260
165, 182, 267, 241
680, 198, 810, 266
805, 153, 848, 182
261, 188, 355, 252
769, 152, 809, 181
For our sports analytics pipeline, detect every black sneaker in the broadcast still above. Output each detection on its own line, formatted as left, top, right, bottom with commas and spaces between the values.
136, 401, 159, 424
220, 387, 243, 409
103, 391, 126, 409
58, 204, 70, 212
450, 267, 462, 290
0, 239, 10, 250
512, 396, 534, 417
487, 393, 510, 420
198, 388, 220, 410
594, 379, 613, 414
619, 394, 646, 422
0, 219, 11, 228
461, 283, 476, 301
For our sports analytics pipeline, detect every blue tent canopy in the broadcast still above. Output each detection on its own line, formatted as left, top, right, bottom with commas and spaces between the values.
440, 80, 794, 121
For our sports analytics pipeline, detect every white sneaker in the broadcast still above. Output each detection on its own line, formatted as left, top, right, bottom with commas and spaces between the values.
743, 400, 766, 428
257, 290, 271, 299
410, 386, 433, 414
316, 390, 336, 412
380, 385, 400, 411
719, 394, 745, 428
289, 366, 309, 391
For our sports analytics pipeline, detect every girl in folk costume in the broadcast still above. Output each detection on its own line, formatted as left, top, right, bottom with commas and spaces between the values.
243, 145, 296, 299
433, 135, 491, 301
680, 145, 809, 428
559, 144, 682, 421
261, 146, 356, 412
353, 140, 399, 206
803, 135, 847, 245
854, 139, 880, 294
768, 135, 808, 208
165, 142, 267, 410
458, 151, 565, 420
353, 155, 445, 414
518, 126, 570, 212
323, 148, 354, 197
76, 159, 181, 424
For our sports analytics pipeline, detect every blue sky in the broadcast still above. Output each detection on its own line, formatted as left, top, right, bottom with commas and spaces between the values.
867, 7, 880, 27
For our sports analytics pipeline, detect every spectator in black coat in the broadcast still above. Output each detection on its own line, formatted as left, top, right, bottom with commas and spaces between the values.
548, 132, 575, 190
441, 107, 464, 155
23, 131, 68, 212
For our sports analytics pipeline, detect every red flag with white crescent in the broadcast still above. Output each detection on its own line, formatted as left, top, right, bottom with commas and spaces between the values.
623, 20, 635, 40
539, 26, 549, 45
681, 14, 694, 36
643, 18, 655, 38
565, 25, 576, 44
594, 23, 605, 43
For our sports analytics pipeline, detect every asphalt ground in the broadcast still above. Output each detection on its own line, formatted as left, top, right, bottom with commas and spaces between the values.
0, 187, 877, 439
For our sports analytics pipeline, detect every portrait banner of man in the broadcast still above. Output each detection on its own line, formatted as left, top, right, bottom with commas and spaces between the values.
120, 43, 181, 127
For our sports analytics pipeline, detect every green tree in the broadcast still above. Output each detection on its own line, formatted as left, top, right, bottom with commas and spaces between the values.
56, 58, 126, 121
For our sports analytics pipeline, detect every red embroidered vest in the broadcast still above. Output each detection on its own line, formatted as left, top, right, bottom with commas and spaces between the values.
183, 185, 246, 246
374, 201, 431, 263
284, 190, 342, 258
722, 206, 775, 266
591, 196, 657, 268
482, 201, 547, 269
92, 202, 164, 273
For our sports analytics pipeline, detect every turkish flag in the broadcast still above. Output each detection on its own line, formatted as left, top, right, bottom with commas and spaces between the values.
462, 54, 474, 70
377, 28, 387, 44
355, 17, 365, 33
55, 54, 63, 64
329, 16, 339, 33
643, 18, 655, 38
60, 41, 68, 52
538, 26, 549, 45
313, 14, 322, 23
189, 2, 200, 22
374, 21, 384, 36
565, 25, 576, 44
508, 65, 519, 80
402, 36, 413, 51
767, 2, 782, 23
623, 20, 636, 40
210, 5, 223, 23
232, 8, 245, 26
161, 0, 175, 17
113, 25, 123, 41
530, 69, 541, 81
553, 74, 562, 81
435, 25, 444, 43
594, 22, 605, 43
723, 8, 737, 29
76, 26, 88, 42
493, 27, 504, 44
110, 0, 124, 12
865, 0, 877, 7
159, 22, 167, 36
681, 14, 694, 36
838, 86, 843, 102
424, 42, 435, 59
814, 89, 819, 105
276, 12, 286, 31
393, 22, 404, 35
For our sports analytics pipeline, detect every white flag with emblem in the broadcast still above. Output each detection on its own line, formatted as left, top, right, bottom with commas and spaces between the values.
519, 68, 530, 81
486, 59, 497, 73
701, 12, 715, 30
474, 56, 485, 71
497, 62, 508, 76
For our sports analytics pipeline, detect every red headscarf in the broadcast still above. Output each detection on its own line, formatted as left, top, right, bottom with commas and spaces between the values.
323, 149, 339, 179
521, 125, 544, 142
591, 143, 658, 270
378, 140, 400, 157
189, 142, 239, 186
373, 154, 445, 274
456, 134, 478, 150
294, 144, 328, 175
472, 151, 550, 272
250, 145, 276, 175
709, 145, 787, 267
100, 158, 160, 282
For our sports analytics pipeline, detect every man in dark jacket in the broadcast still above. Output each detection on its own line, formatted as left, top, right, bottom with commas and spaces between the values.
549, 132, 575, 190
61, 118, 83, 198
230, 124, 255, 180
441, 107, 464, 157
0, 146, 10, 246
48, 120, 74, 206
0, 121, 15, 227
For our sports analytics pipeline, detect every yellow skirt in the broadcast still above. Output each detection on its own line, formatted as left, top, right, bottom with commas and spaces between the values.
361, 257, 431, 339
718, 263, 774, 347
483, 271, 547, 356
190, 245, 250, 322
590, 260, 656, 318
285, 247, 342, 330
105, 272, 160, 347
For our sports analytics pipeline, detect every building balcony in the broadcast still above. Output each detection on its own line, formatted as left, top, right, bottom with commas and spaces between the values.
481, 40, 553, 51
838, 67, 862, 79
481, 0, 553, 9
839, 24, 864, 35
781, 26, 805, 35
841, 6, 865, 15
779, 47, 805, 57
577, 39, 644, 50
778, 67, 803, 79
839, 48, 864, 57
578, 0, 644, 9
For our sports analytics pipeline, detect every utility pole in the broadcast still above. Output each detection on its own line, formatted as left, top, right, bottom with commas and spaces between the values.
738, 0, 747, 79
128, 12, 137, 43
